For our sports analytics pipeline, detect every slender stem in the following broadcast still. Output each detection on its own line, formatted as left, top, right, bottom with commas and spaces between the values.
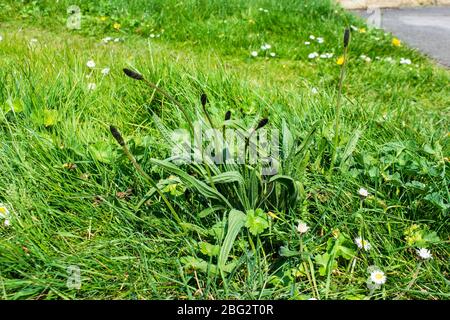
142, 78, 194, 133
244, 129, 256, 166
330, 46, 349, 173
307, 256, 319, 299
202, 103, 215, 129
114, 130, 183, 227
395, 261, 422, 299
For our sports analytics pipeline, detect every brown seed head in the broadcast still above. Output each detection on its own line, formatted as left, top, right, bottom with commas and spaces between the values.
201, 93, 208, 107
344, 28, 351, 48
123, 68, 144, 80
255, 118, 269, 131
110, 125, 125, 146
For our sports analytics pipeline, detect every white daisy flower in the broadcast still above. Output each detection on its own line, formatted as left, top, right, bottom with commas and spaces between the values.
101, 67, 110, 75
304, 41, 310, 45
0, 204, 10, 219
309, 35, 315, 40
261, 43, 271, 50
150, 33, 155, 38
370, 270, 387, 285
114, 38, 121, 42
417, 248, 432, 260
355, 237, 372, 251
102, 37, 112, 43
269, 52, 276, 57
317, 37, 324, 43
0, 35, 3, 41
400, 58, 411, 65
0, 204, 11, 227
311, 87, 319, 94
250, 51, 258, 57
86, 60, 96, 69
87, 83, 97, 91
308, 52, 319, 59
320, 53, 334, 59
358, 187, 369, 198
297, 221, 309, 234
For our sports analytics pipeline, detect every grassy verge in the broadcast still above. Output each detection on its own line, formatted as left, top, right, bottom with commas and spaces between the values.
0, 0, 449, 300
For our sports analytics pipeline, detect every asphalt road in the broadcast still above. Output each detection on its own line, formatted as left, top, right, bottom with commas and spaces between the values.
352, 6, 450, 67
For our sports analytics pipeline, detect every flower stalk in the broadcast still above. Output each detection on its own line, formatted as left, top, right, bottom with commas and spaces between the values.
123, 68, 194, 133
330, 28, 351, 174
109, 125, 183, 226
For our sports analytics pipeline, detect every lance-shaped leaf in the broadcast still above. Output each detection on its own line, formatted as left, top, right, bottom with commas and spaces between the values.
218, 209, 247, 270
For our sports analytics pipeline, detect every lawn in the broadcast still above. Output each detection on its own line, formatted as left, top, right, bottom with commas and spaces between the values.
0, 0, 449, 300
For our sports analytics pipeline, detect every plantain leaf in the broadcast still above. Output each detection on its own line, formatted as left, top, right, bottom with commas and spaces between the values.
210, 171, 244, 185
149, 158, 232, 208
340, 129, 361, 168
198, 205, 226, 218
218, 209, 247, 270
268, 174, 298, 207
282, 119, 294, 159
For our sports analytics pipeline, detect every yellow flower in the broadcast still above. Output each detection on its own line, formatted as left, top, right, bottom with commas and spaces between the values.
332, 228, 340, 238
392, 37, 401, 47
359, 28, 366, 33
336, 56, 345, 65
267, 211, 279, 220
99, 16, 108, 21
113, 22, 121, 30
0, 204, 10, 219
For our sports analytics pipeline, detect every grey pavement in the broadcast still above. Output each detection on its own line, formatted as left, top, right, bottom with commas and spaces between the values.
352, 6, 450, 67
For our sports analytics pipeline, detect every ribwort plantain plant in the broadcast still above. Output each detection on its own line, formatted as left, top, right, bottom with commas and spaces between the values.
111, 68, 301, 273
330, 28, 351, 175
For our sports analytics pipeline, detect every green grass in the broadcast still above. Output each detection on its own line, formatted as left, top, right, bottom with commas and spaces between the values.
0, 0, 449, 300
